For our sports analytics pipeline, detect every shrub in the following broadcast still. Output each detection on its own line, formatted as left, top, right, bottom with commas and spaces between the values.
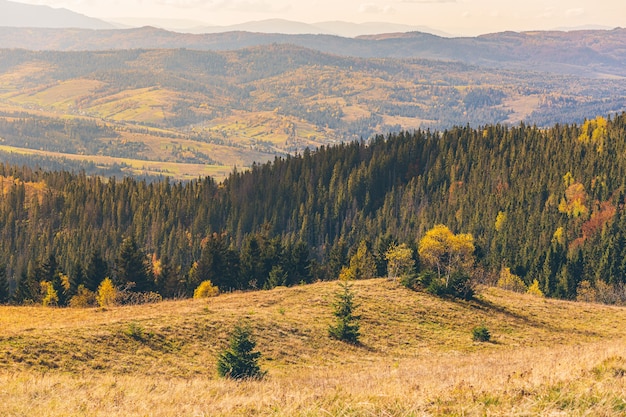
217, 322, 265, 380
69, 285, 97, 308
124, 322, 146, 341
193, 280, 219, 299
399, 272, 419, 290
117, 289, 163, 305
472, 324, 491, 342
424, 271, 474, 300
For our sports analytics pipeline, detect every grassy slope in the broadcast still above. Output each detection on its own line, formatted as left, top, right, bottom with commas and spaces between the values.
0, 278, 625, 416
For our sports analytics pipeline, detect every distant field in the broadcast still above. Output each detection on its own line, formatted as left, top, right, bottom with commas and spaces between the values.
0, 144, 232, 180
0, 279, 624, 416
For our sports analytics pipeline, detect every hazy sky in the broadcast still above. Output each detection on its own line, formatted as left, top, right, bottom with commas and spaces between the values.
13, 0, 626, 35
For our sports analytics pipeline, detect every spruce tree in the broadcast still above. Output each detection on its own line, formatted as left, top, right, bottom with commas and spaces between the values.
116, 236, 153, 292
328, 280, 361, 344
85, 250, 108, 292
217, 322, 265, 380
0, 264, 9, 304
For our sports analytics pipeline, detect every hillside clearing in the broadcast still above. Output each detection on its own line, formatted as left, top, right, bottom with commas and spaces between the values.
0, 279, 625, 415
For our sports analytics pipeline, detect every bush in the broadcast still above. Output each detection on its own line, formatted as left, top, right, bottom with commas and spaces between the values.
217, 322, 265, 380
193, 280, 219, 299
472, 324, 491, 342
399, 272, 419, 290
117, 289, 163, 305
424, 271, 474, 300
124, 322, 146, 341
69, 285, 97, 308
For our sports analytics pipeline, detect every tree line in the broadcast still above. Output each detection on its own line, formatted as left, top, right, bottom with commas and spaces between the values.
0, 113, 625, 304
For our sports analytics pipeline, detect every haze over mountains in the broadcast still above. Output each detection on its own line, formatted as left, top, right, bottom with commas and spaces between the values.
0, 25, 624, 79
0, 0, 452, 37
0, 0, 114, 30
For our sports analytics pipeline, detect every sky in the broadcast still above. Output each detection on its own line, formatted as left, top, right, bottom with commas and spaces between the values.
12, 0, 626, 36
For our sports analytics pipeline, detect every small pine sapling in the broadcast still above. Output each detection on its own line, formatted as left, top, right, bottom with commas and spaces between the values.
328, 280, 361, 344
217, 322, 265, 380
472, 324, 491, 342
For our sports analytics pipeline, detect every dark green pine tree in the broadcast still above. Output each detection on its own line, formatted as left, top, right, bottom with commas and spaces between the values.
67, 261, 86, 300
240, 235, 266, 289
197, 233, 241, 291
35, 254, 69, 306
116, 236, 153, 292
328, 280, 361, 344
85, 250, 108, 292
156, 255, 180, 298
0, 264, 9, 304
14, 271, 38, 304
287, 241, 312, 285
216, 322, 265, 380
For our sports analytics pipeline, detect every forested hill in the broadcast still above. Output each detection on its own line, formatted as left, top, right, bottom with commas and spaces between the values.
1, 113, 626, 304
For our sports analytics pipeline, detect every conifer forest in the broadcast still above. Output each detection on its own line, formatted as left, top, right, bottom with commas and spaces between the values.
1, 113, 625, 305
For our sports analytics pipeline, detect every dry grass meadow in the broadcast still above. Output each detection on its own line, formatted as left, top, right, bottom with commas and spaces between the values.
0, 278, 625, 416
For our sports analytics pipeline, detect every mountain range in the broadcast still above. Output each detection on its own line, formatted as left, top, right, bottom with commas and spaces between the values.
0, 0, 451, 37
0, 25, 624, 78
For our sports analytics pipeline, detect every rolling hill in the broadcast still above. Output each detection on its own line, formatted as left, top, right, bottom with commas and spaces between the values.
0, 278, 624, 415
0, 45, 624, 178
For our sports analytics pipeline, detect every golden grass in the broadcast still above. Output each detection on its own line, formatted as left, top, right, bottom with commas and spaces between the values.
0, 279, 625, 415
6, 79, 104, 110
0, 144, 231, 181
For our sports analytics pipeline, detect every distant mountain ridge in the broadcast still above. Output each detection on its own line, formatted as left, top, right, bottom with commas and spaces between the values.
0, 0, 114, 29
146, 19, 453, 38
0, 25, 624, 78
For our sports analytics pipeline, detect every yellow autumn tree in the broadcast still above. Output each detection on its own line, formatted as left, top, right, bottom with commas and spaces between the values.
418, 224, 474, 286
494, 211, 507, 232
40, 281, 59, 307
558, 174, 589, 218
497, 267, 526, 293
96, 277, 117, 307
338, 265, 356, 282
385, 243, 414, 280
578, 116, 608, 152
526, 279, 544, 297
347, 240, 377, 280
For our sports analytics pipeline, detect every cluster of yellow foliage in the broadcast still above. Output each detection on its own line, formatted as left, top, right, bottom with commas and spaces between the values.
494, 211, 507, 232
497, 267, 526, 293
384, 243, 414, 280
558, 173, 589, 218
340, 240, 377, 281
578, 116, 608, 152
418, 224, 474, 282
526, 279, 544, 297
193, 280, 219, 298
40, 281, 59, 307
